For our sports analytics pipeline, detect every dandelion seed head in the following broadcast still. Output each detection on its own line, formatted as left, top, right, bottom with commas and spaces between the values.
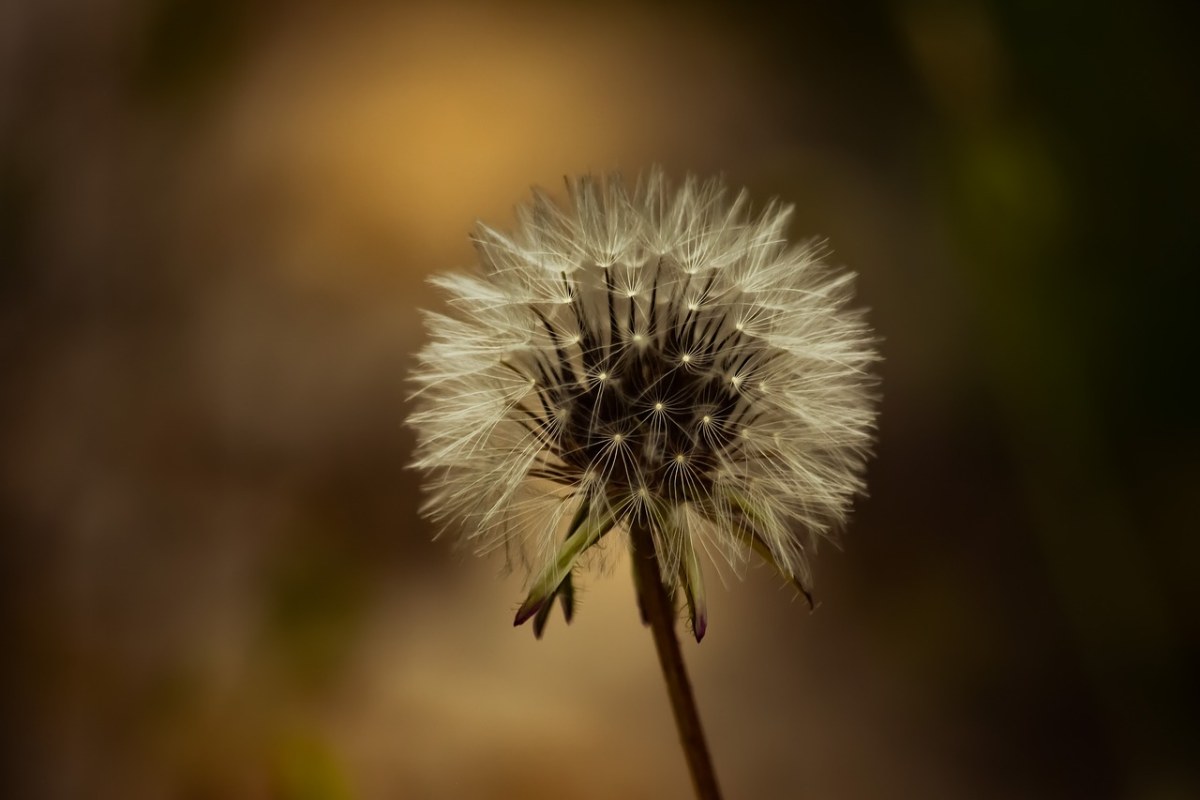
408, 167, 879, 635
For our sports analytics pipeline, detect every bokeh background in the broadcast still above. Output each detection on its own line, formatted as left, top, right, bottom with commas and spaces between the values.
3, 0, 1198, 797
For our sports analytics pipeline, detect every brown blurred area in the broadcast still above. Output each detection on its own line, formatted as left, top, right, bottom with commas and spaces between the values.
2, 0, 1198, 797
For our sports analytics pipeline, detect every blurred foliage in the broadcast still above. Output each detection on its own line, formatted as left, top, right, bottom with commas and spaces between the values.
271, 732, 354, 800
131, 0, 252, 106
261, 526, 368, 689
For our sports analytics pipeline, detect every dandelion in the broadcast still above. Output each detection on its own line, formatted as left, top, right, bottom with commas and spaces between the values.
407, 168, 878, 799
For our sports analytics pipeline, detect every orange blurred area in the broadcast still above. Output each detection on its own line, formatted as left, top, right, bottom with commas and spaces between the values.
3, 1, 1198, 798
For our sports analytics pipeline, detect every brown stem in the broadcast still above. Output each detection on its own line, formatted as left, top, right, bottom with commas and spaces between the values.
630, 522, 723, 800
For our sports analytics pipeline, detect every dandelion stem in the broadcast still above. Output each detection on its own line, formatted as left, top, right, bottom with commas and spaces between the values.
630, 522, 723, 800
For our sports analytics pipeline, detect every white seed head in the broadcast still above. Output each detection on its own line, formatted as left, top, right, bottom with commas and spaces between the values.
407, 168, 879, 635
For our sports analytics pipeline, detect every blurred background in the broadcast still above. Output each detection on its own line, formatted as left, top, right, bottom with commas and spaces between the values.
2, 0, 1198, 797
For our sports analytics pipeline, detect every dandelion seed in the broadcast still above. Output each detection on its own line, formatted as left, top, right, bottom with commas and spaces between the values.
408, 168, 879, 641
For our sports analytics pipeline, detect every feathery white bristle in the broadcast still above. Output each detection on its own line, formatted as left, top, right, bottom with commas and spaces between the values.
408, 167, 879, 618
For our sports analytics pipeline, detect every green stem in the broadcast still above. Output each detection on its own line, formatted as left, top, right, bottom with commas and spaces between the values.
630, 522, 723, 800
